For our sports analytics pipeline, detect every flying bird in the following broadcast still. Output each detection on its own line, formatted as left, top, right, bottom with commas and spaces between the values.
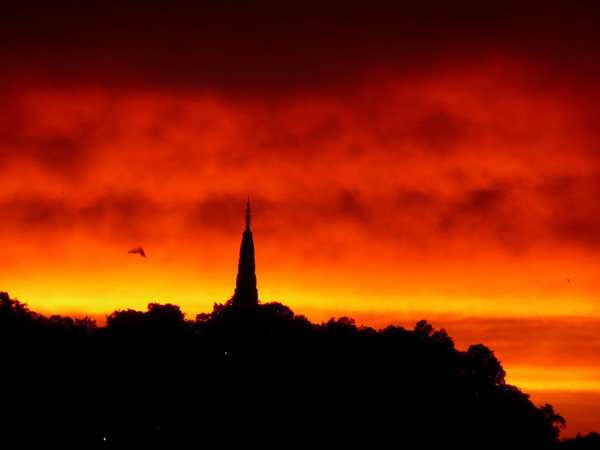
128, 247, 146, 258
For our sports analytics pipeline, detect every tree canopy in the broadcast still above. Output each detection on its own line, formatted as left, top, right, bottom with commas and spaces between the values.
0, 291, 580, 449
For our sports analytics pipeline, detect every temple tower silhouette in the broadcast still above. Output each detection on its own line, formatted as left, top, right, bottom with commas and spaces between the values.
231, 198, 259, 309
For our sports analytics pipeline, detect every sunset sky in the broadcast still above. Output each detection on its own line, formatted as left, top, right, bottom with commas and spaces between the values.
2, 0, 600, 437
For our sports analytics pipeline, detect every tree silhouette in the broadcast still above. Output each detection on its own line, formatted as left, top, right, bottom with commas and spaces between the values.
562, 432, 600, 449
466, 343, 506, 385
0, 292, 575, 449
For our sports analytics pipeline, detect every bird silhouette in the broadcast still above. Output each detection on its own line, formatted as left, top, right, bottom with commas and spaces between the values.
128, 247, 146, 258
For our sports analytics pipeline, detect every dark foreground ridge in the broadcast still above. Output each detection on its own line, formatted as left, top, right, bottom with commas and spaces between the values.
2, 292, 598, 449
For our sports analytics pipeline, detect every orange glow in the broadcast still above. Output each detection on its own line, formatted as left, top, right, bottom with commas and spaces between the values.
2, 55, 600, 438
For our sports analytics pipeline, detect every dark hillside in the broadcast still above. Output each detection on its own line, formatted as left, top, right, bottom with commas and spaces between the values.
0, 292, 567, 448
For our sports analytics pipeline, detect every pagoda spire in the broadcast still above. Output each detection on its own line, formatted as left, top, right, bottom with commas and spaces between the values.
232, 198, 259, 309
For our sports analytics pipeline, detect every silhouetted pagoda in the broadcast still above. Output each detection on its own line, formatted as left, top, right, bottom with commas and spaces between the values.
231, 198, 259, 309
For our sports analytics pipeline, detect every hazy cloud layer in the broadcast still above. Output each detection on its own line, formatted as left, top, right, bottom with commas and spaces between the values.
1, 63, 599, 260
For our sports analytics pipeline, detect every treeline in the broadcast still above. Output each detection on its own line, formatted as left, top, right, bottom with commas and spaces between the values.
0, 292, 596, 449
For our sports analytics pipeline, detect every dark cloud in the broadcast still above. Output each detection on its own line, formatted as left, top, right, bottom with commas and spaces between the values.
0, 196, 71, 230
555, 218, 600, 248
0, 94, 100, 177
0, 192, 163, 241
385, 183, 530, 252
189, 194, 251, 234
370, 174, 600, 254
537, 174, 600, 248
78, 192, 162, 238
405, 111, 471, 153
445, 187, 509, 221
226, 184, 530, 255
333, 190, 369, 222
21, 135, 90, 176
1, 0, 598, 95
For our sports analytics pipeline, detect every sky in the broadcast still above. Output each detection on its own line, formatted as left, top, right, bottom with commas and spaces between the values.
1, 0, 600, 437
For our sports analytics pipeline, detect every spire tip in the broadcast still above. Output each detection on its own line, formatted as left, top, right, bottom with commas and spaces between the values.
245, 197, 251, 229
